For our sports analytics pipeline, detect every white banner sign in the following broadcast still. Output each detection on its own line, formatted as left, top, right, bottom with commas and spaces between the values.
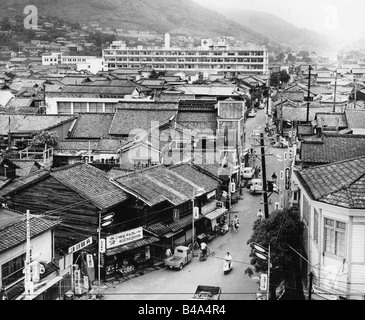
106, 227, 143, 249
68, 237, 93, 254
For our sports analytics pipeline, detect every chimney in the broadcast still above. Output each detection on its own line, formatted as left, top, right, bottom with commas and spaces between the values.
164, 33, 170, 49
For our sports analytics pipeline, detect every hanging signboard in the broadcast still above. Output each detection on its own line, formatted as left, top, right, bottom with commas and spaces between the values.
106, 227, 143, 249
68, 237, 93, 254
260, 273, 268, 291
207, 190, 216, 199
86, 254, 94, 268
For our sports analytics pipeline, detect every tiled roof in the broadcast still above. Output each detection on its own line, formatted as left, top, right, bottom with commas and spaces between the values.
0, 169, 50, 199
60, 85, 136, 96
6, 97, 33, 109
145, 222, 171, 236
109, 108, 177, 136
176, 110, 217, 132
282, 91, 304, 102
168, 164, 219, 192
70, 113, 115, 139
297, 124, 314, 136
56, 139, 126, 154
169, 213, 203, 232
178, 85, 239, 96
345, 109, 365, 129
295, 156, 365, 208
314, 112, 347, 128
51, 163, 129, 210
107, 167, 135, 179
301, 134, 365, 164
0, 114, 76, 135
113, 165, 208, 207
281, 105, 345, 122
117, 101, 179, 110
0, 211, 61, 253
10, 160, 41, 177
140, 79, 166, 86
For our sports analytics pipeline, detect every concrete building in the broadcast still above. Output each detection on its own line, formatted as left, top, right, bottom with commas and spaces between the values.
292, 156, 365, 300
103, 34, 269, 78
42, 53, 108, 74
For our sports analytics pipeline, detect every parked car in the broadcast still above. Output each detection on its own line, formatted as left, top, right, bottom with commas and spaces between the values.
191, 285, 222, 300
250, 179, 279, 194
164, 246, 193, 270
250, 179, 263, 194
241, 167, 255, 179
248, 110, 256, 118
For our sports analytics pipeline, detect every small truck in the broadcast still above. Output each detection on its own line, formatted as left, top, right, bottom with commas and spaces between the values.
164, 246, 193, 270
192, 285, 222, 300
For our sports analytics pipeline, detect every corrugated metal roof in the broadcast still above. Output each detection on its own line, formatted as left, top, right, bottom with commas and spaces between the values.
204, 207, 228, 220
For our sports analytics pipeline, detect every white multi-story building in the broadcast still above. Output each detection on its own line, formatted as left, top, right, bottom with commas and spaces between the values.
42, 53, 108, 74
103, 34, 269, 78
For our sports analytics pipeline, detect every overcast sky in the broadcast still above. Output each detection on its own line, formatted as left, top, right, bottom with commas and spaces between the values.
194, 0, 365, 44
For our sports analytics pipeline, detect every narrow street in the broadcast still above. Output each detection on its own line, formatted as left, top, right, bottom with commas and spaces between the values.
97, 108, 286, 301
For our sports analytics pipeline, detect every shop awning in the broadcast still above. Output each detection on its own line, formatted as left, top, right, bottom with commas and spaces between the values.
163, 230, 184, 239
169, 214, 204, 232
105, 236, 159, 256
203, 208, 228, 220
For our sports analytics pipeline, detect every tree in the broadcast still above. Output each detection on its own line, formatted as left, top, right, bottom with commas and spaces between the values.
270, 70, 290, 87
0, 17, 11, 31
245, 207, 305, 299
30, 131, 59, 149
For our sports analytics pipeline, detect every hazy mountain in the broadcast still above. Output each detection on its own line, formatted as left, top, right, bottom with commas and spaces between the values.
217, 9, 331, 52
1, 0, 266, 43
1, 0, 331, 51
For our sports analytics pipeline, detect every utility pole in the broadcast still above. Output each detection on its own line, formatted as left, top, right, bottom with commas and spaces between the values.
333, 70, 338, 113
267, 244, 271, 300
354, 78, 357, 109
97, 212, 101, 292
24, 209, 32, 300
8, 117, 11, 151
260, 133, 269, 219
192, 192, 195, 247
306, 65, 312, 123
308, 272, 313, 300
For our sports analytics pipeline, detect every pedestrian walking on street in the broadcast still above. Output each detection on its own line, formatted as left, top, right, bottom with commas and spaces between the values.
165, 247, 172, 258
271, 172, 277, 184
257, 209, 264, 221
233, 215, 239, 232
230, 220, 235, 232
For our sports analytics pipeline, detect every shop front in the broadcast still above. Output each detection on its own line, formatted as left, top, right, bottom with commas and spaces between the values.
201, 201, 228, 241
103, 227, 159, 280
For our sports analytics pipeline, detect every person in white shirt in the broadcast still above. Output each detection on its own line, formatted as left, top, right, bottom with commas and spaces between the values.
200, 242, 208, 257
224, 252, 232, 268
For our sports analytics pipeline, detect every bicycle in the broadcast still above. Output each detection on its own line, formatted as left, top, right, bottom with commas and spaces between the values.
188, 240, 200, 252
199, 247, 211, 261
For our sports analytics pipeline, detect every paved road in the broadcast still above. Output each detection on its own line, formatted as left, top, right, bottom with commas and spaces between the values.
99, 109, 287, 301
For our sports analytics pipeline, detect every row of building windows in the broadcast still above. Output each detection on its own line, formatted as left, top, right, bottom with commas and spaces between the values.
57, 102, 118, 114
104, 50, 265, 57
304, 196, 346, 258
105, 58, 264, 63
107, 63, 264, 70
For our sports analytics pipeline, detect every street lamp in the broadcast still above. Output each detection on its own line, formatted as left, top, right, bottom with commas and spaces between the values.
97, 212, 114, 294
